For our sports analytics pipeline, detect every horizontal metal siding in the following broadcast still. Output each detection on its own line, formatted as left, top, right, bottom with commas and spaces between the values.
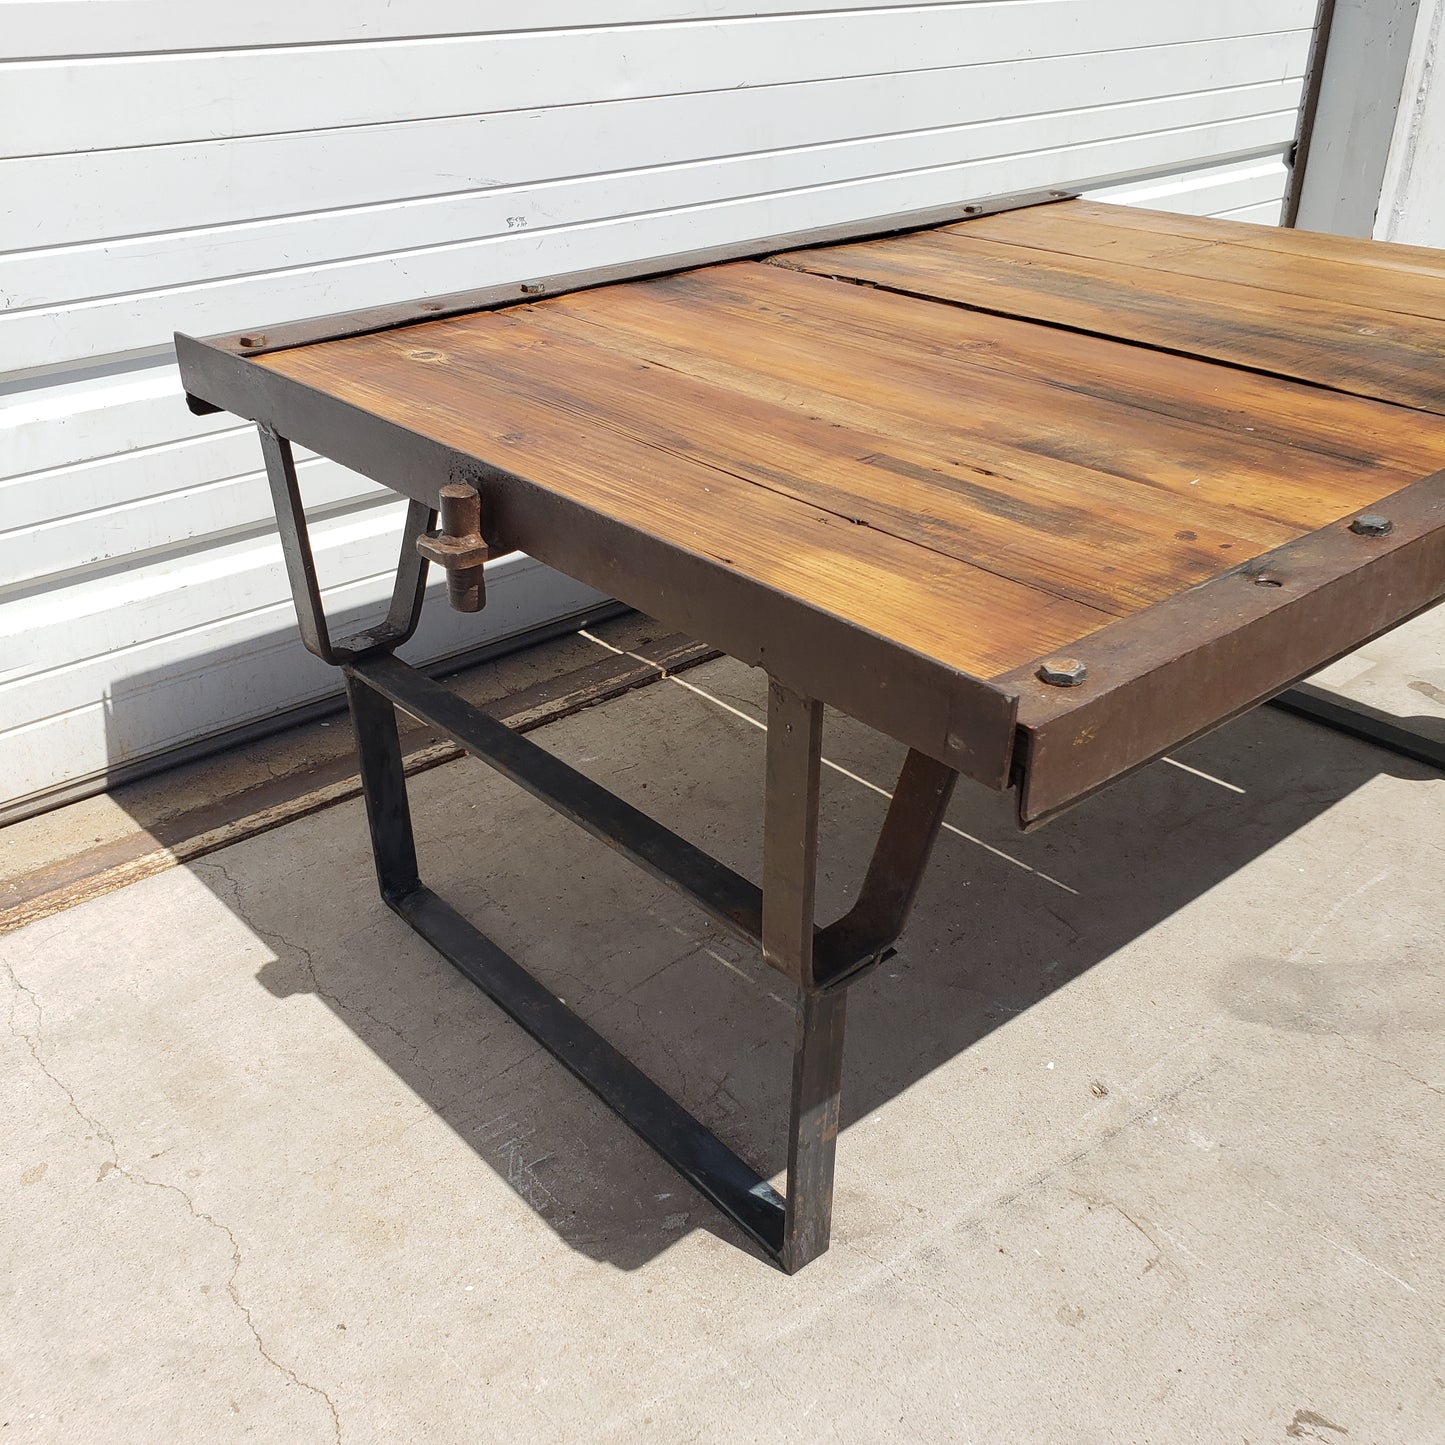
0, 1, 1317, 819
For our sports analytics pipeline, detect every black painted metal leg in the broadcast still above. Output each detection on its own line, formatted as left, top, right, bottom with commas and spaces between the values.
760, 676, 850, 1269
333, 656, 941, 1273
341, 663, 791, 1260
762, 678, 824, 987
782, 987, 848, 1272
343, 671, 421, 904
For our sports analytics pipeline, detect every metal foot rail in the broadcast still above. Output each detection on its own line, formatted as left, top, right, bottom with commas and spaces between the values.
1270, 683, 1445, 772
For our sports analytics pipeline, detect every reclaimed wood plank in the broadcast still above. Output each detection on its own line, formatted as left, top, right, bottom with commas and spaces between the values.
257, 334, 1110, 679
425, 306, 1269, 615
1061, 199, 1445, 279
953, 203, 1445, 323
715, 260, 1445, 478
776, 229, 1445, 414
534, 263, 1417, 531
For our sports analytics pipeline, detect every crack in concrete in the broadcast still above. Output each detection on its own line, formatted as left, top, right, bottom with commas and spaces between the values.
203, 858, 443, 1099
1, 952, 342, 1442
1066, 1187, 1191, 1288
1325, 1029, 1445, 1098
138, 1174, 344, 1444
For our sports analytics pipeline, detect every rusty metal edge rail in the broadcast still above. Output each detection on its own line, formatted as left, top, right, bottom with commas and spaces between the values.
183, 188, 1075, 364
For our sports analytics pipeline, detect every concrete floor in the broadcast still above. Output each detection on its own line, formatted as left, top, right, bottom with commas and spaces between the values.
2, 646, 1442, 1443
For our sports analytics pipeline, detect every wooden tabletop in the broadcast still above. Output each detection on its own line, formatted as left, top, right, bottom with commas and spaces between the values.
179, 200, 1445, 823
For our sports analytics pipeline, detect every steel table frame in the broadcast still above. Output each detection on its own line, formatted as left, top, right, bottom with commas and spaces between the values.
260, 426, 957, 1271
180, 195, 1443, 1272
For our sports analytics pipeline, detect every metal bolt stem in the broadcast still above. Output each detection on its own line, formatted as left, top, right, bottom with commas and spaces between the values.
416, 482, 489, 612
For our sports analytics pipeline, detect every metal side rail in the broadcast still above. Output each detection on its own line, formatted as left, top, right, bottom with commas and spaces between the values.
391, 883, 792, 1254
1269, 683, 1445, 772
353, 651, 766, 945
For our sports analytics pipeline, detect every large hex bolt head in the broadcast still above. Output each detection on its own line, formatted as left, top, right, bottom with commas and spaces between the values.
1037, 657, 1087, 687
1349, 513, 1393, 537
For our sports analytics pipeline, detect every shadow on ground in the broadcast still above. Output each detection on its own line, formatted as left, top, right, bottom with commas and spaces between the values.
179, 656, 1437, 1271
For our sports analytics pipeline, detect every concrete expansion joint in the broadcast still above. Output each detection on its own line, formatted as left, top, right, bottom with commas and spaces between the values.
2, 951, 342, 1442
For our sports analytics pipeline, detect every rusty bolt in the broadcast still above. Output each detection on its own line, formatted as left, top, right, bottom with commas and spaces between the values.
520, 283, 545, 295
238, 334, 266, 349
416, 483, 489, 612
1037, 657, 1087, 687
1350, 513, 1393, 537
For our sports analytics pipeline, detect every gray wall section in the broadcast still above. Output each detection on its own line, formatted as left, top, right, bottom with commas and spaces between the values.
1375, 0, 1445, 244
1295, 0, 1422, 235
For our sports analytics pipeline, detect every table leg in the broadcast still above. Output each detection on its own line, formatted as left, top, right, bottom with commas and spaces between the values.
761, 677, 851, 1269
344, 669, 421, 904
762, 678, 824, 987
783, 986, 848, 1272
257, 433, 957, 1269
340, 664, 794, 1259
338, 661, 870, 1270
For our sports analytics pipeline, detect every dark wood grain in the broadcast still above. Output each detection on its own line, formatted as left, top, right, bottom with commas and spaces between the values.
954, 202, 1445, 323
422, 307, 1271, 616
717, 261, 1445, 477
778, 227, 1445, 414
258, 334, 1110, 680
1060, 200, 1445, 279
534, 263, 1426, 532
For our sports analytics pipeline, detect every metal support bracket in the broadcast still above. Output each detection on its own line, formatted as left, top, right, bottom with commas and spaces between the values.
258, 424, 435, 664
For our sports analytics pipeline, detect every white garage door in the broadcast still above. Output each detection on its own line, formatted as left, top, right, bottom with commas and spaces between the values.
0, 1, 1321, 821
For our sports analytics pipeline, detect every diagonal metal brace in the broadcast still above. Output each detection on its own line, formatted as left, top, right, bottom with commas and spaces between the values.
813, 749, 958, 988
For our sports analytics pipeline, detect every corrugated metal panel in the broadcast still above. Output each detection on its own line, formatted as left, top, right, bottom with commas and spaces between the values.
0, 1, 1318, 820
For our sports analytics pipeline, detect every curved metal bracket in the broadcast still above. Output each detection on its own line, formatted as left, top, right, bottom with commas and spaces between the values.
258, 424, 435, 664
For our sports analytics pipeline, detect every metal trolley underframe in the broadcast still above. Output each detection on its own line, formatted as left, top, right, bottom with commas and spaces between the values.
258, 425, 1442, 1273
